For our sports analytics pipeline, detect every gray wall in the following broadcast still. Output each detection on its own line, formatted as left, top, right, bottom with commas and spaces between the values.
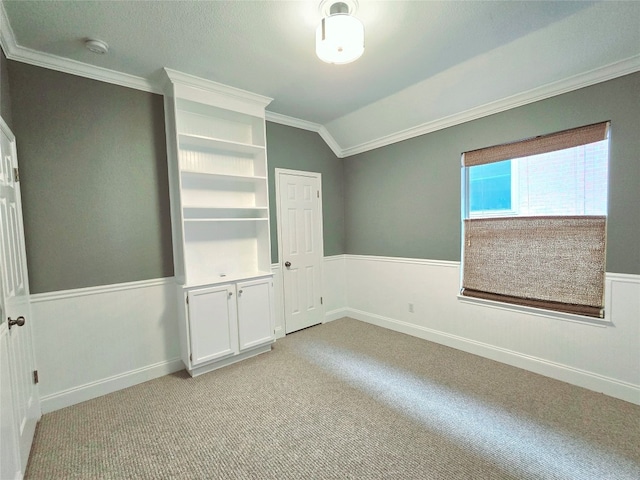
344, 72, 640, 275
1, 49, 12, 128
7, 62, 174, 293
6, 58, 638, 293
266, 122, 345, 262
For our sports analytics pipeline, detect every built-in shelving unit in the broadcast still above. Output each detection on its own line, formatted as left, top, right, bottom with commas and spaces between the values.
163, 68, 275, 377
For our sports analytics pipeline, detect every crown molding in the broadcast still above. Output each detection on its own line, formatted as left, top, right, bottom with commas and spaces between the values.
164, 68, 272, 108
339, 54, 640, 158
317, 125, 345, 158
265, 111, 345, 158
0, 1, 16, 52
265, 111, 320, 132
0, 3, 157, 94
2, 0, 637, 160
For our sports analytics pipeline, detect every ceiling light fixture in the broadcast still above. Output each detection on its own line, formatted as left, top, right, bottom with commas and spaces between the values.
85, 38, 109, 55
316, 0, 364, 65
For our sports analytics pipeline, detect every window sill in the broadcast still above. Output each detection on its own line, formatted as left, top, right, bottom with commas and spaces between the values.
456, 294, 612, 328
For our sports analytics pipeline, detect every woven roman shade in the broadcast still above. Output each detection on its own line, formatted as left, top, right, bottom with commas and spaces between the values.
461, 216, 606, 317
463, 122, 608, 167
461, 122, 609, 318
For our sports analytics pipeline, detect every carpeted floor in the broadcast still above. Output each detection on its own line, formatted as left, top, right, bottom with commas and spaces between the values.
25, 318, 640, 479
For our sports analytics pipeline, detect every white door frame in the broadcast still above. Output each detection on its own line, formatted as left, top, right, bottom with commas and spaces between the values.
274, 168, 324, 334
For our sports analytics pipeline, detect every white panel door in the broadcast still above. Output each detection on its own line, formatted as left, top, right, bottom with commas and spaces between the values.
277, 171, 323, 334
237, 277, 274, 351
0, 118, 40, 473
1, 324, 20, 480
187, 284, 238, 366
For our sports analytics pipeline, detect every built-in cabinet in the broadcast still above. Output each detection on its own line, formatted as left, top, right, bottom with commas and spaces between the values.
186, 277, 275, 369
163, 69, 275, 376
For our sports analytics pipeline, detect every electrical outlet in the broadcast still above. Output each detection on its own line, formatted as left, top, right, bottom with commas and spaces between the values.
408, 303, 414, 313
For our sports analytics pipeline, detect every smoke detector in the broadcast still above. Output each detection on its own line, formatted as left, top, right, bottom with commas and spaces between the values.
85, 38, 109, 55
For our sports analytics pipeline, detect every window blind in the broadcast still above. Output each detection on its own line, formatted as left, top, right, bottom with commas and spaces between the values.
461, 122, 609, 318
463, 122, 608, 167
462, 216, 606, 317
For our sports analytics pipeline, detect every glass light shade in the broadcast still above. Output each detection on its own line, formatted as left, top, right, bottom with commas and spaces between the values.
316, 13, 364, 64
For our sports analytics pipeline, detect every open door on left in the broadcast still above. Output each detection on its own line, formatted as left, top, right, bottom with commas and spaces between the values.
0, 116, 41, 477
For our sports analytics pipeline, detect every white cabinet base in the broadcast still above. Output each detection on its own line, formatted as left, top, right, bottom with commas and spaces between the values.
178, 276, 276, 377
186, 343, 272, 378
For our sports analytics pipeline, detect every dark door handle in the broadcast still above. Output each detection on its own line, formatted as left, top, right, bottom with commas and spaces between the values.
284, 261, 291, 268
8, 316, 25, 330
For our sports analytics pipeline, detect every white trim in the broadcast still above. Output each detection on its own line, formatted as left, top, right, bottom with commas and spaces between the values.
347, 308, 639, 405
323, 254, 346, 263
187, 344, 271, 378
30, 277, 175, 302
317, 125, 345, 158
324, 308, 348, 323
265, 111, 321, 132
346, 254, 459, 268
0, 115, 14, 142
39, 358, 184, 414
275, 169, 325, 334
164, 68, 272, 107
263, 112, 344, 159
0, 2, 18, 60
339, 55, 640, 158
605, 272, 640, 284
456, 295, 611, 328
270, 263, 286, 339
0, 3, 157, 94
274, 168, 323, 179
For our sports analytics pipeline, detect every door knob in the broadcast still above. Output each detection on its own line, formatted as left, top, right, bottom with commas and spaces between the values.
8, 316, 25, 330
284, 261, 291, 268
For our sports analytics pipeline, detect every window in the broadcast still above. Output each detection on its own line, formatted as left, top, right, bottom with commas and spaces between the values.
461, 122, 610, 318
468, 160, 515, 216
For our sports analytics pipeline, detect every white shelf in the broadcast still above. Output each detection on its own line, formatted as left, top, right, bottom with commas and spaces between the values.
184, 218, 269, 223
183, 206, 268, 219
180, 171, 266, 182
178, 148, 266, 178
178, 133, 264, 155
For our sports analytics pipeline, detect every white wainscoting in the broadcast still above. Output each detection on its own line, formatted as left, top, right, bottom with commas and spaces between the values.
344, 255, 640, 405
271, 264, 285, 339
322, 255, 348, 322
30, 278, 183, 413
29, 259, 639, 413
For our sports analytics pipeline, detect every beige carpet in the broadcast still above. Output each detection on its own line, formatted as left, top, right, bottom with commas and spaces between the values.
25, 318, 640, 479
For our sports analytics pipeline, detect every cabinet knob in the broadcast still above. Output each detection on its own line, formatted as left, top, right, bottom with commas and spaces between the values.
228, 291, 233, 298
238, 289, 243, 296
284, 261, 291, 268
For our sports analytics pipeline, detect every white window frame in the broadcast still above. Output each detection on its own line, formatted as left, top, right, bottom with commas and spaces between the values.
459, 126, 611, 326
464, 160, 519, 219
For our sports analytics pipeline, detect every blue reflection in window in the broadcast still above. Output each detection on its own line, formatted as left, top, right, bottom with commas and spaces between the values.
469, 160, 511, 212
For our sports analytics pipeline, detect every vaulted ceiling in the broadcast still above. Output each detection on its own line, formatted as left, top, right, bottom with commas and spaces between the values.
1, 1, 639, 157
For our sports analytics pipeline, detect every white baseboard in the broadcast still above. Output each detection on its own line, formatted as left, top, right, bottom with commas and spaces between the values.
274, 325, 285, 339
347, 308, 639, 405
324, 308, 348, 323
40, 358, 184, 414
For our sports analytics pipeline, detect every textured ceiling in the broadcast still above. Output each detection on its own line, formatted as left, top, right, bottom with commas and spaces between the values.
1, 1, 639, 156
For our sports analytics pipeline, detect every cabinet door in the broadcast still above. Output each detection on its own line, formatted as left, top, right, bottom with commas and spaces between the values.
237, 278, 274, 351
188, 285, 238, 366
